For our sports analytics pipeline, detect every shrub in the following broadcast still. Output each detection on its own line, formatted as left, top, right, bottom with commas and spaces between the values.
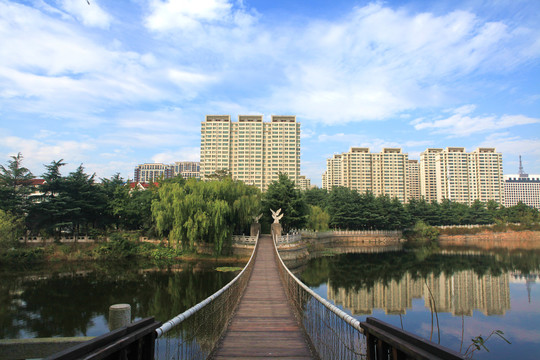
405, 221, 439, 248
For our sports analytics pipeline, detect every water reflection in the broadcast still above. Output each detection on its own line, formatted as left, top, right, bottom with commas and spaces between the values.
0, 261, 239, 339
328, 269, 512, 316
298, 247, 540, 359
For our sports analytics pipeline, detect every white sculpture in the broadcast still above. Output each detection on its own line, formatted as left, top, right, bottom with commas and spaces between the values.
253, 213, 263, 223
271, 208, 284, 224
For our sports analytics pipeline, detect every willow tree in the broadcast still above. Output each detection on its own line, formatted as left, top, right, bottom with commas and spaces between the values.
152, 178, 260, 254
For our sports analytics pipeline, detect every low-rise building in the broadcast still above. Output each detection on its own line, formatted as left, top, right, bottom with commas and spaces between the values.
134, 162, 200, 182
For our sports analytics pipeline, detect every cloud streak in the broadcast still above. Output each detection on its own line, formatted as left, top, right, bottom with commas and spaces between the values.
413, 105, 540, 136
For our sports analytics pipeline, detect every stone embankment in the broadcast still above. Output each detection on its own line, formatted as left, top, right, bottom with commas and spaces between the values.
276, 230, 404, 262
438, 230, 540, 250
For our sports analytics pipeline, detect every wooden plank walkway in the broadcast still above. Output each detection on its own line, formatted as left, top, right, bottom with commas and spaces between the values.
212, 235, 314, 359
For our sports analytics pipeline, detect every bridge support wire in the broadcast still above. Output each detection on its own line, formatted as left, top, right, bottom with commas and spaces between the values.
155, 232, 259, 360
273, 234, 367, 360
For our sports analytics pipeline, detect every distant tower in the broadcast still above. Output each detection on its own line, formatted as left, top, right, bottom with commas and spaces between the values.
519, 155, 529, 178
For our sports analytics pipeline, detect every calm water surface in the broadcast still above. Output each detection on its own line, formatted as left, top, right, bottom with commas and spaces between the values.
299, 248, 540, 360
0, 260, 240, 340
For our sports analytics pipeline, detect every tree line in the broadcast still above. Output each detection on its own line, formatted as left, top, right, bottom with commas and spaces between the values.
1, 153, 538, 255
303, 186, 539, 230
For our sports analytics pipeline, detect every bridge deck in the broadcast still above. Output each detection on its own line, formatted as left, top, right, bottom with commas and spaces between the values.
212, 235, 313, 359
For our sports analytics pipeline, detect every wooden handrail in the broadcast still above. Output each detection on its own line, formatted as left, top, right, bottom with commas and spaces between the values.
361, 317, 465, 360
45, 317, 161, 360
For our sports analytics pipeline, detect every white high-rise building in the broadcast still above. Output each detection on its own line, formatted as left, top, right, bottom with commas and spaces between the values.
434, 147, 504, 205
420, 148, 443, 203
407, 160, 421, 201
200, 115, 300, 191
322, 148, 409, 203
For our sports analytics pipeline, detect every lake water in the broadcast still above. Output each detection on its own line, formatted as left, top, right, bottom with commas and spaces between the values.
0, 260, 240, 340
298, 248, 540, 359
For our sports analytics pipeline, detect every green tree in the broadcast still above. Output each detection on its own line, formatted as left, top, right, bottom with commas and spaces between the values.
327, 187, 361, 229
307, 205, 330, 231
467, 200, 493, 225
262, 173, 308, 233
27, 163, 108, 238
0, 210, 24, 249
303, 187, 329, 209
0, 153, 34, 215
109, 183, 157, 233
152, 178, 260, 254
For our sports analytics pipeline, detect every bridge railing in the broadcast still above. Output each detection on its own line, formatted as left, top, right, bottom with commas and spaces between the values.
154, 232, 259, 360
232, 234, 258, 245
273, 233, 366, 359
272, 233, 465, 360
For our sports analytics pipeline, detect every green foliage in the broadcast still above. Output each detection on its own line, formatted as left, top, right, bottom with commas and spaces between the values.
93, 232, 138, 259
262, 173, 308, 233
108, 180, 158, 233
0, 247, 45, 263
26, 162, 109, 238
307, 205, 330, 231
152, 177, 260, 255
0, 153, 34, 215
0, 210, 24, 249
405, 220, 440, 247
303, 187, 329, 209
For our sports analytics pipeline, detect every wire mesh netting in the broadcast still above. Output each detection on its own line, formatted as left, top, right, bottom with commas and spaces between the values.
274, 235, 367, 360
154, 235, 259, 360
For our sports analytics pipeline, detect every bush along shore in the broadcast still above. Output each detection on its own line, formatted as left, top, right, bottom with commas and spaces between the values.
0, 232, 249, 265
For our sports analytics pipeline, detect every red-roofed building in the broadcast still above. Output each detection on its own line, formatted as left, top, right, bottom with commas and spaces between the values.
128, 182, 159, 192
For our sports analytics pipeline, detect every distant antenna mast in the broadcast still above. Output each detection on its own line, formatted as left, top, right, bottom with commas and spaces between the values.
518, 155, 528, 178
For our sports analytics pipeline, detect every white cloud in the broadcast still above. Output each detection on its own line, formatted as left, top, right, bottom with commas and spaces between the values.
145, 0, 235, 31
1, 135, 96, 175
316, 133, 430, 152
255, 4, 540, 124
478, 134, 540, 156
152, 147, 200, 163
59, 0, 113, 29
413, 105, 540, 136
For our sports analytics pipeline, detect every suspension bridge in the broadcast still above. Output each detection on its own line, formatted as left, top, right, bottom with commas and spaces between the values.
6, 231, 467, 360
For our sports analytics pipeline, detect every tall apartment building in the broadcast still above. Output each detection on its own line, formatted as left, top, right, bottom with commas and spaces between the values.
504, 157, 540, 209
134, 161, 200, 183
434, 147, 504, 205
322, 148, 409, 203
322, 154, 343, 190
200, 115, 300, 191
420, 148, 443, 203
297, 175, 312, 191
407, 160, 421, 200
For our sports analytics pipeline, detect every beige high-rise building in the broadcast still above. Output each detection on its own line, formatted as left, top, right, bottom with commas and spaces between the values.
420, 148, 443, 203
407, 160, 421, 201
200, 115, 300, 191
322, 148, 409, 203
322, 154, 344, 190
434, 147, 504, 205
297, 175, 312, 191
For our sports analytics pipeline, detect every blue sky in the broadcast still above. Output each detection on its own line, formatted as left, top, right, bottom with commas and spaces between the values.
1, 0, 539, 186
